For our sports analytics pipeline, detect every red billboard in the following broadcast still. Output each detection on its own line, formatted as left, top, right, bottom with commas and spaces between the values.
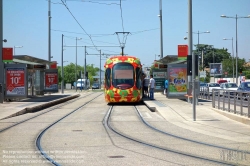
2, 47, 13, 62
45, 72, 58, 90
6, 68, 25, 95
178, 45, 188, 60
50, 61, 57, 69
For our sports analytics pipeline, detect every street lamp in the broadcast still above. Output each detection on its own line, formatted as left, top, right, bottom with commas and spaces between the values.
221, 14, 250, 85
155, 54, 160, 60
223, 37, 234, 82
14, 46, 23, 55
76, 37, 82, 92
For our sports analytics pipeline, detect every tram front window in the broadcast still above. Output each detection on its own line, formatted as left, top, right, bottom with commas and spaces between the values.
113, 63, 134, 89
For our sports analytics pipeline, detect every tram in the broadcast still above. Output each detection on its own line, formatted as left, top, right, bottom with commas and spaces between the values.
104, 55, 143, 103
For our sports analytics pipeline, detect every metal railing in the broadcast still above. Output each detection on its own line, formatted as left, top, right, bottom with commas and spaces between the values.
210, 89, 250, 118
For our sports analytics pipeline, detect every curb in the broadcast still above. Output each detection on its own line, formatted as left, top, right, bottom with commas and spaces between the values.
211, 108, 250, 126
1, 94, 80, 120
143, 100, 156, 112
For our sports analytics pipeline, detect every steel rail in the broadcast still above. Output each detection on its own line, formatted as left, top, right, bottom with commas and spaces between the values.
36, 93, 103, 166
0, 93, 96, 133
104, 105, 244, 166
134, 106, 250, 156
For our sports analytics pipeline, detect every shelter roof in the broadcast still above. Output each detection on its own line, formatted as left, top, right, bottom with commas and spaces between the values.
12, 58, 41, 65
13, 55, 52, 65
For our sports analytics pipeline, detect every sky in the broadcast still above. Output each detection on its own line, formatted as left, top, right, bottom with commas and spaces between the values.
3, 0, 250, 69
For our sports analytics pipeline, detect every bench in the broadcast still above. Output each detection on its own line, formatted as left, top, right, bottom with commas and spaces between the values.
184, 94, 193, 102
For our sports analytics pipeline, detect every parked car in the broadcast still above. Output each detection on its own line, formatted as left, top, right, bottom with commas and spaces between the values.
217, 79, 227, 84
92, 83, 100, 89
219, 83, 238, 96
199, 83, 207, 95
205, 83, 221, 95
236, 82, 250, 100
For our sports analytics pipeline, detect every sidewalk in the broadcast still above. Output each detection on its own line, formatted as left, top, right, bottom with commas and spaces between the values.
143, 93, 250, 143
0, 89, 80, 120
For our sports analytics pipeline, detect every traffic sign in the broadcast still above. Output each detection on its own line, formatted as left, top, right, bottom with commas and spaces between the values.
200, 71, 206, 78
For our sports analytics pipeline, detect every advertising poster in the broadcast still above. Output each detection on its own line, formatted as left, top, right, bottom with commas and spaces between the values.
44, 69, 58, 92
45, 73, 58, 90
167, 64, 187, 98
5, 64, 27, 98
152, 70, 167, 90
210, 63, 222, 76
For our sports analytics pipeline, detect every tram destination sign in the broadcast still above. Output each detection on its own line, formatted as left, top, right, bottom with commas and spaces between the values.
5, 64, 28, 98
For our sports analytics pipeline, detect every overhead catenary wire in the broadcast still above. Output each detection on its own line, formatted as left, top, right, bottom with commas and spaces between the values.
60, 0, 99, 51
119, 0, 125, 35
63, 0, 120, 5
52, 28, 159, 37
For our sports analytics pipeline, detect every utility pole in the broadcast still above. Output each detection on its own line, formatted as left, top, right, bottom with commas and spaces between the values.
159, 0, 163, 59
99, 50, 101, 89
76, 38, 77, 92
48, 0, 51, 63
0, 0, 4, 103
61, 34, 64, 94
84, 46, 87, 90
188, 0, 196, 121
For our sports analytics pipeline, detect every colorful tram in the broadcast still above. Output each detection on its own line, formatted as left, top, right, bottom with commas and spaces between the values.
104, 56, 143, 103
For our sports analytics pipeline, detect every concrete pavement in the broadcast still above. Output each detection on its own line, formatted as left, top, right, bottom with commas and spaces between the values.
1, 90, 249, 128
144, 93, 250, 143
0, 90, 81, 120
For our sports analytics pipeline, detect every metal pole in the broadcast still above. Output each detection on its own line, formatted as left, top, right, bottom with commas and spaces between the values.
213, 46, 215, 83
159, 0, 163, 59
61, 34, 64, 94
48, 0, 51, 63
84, 46, 86, 90
232, 37, 234, 82
188, 0, 196, 121
14, 47, 15, 56
121, 46, 124, 56
99, 50, 101, 89
75, 37, 77, 92
0, 0, 4, 103
198, 31, 199, 46
235, 14, 238, 85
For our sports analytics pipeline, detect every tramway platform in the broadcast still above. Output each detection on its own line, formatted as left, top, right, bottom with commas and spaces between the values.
143, 93, 250, 126
0, 89, 80, 120
143, 93, 250, 142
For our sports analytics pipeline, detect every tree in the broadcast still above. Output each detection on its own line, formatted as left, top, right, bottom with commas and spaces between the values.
57, 63, 100, 86
194, 45, 230, 70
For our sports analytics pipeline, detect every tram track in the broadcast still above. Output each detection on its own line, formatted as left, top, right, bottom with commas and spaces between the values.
135, 105, 250, 155
0, 92, 95, 133
104, 105, 249, 166
35, 93, 103, 166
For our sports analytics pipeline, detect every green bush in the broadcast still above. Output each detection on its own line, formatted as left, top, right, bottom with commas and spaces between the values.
246, 74, 250, 79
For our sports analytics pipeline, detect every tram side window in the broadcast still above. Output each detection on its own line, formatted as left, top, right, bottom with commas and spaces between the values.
105, 68, 111, 88
135, 67, 142, 89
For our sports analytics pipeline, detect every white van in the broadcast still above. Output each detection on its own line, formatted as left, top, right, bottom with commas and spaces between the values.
77, 79, 90, 89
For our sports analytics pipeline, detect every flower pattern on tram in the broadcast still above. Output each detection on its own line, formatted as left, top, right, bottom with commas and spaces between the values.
104, 56, 142, 103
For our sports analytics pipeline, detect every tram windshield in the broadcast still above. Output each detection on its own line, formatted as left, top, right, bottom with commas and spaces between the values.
112, 63, 134, 88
